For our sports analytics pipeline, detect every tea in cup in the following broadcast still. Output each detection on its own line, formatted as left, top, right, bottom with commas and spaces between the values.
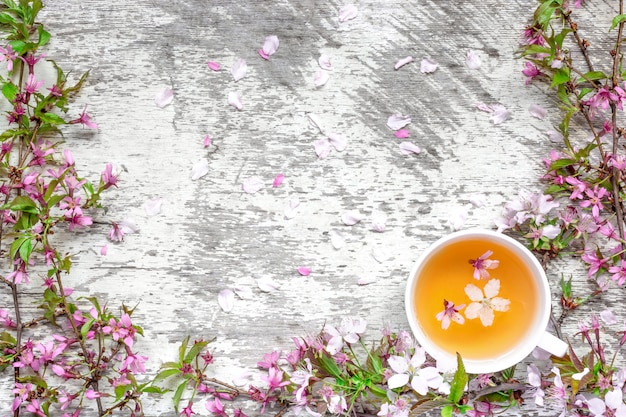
405, 229, 567, 374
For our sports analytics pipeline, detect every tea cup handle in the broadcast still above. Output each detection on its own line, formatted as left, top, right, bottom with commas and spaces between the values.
538, 331, 568, 357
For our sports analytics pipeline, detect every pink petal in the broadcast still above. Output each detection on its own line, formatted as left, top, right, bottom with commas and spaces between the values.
314, 138, 331, 159
258, 49, 269, 60
100, 244, 108, 256
261, 35, 279, 58
420, 58, 438, 73
342, 210, 363, 226
394, 129, 410, 139
328, 132, 347, 151
257, 277, 281, 292
207, 61, 221, 71
466, 50, 481, 69
242, 176, 264, 194
203, 134, 212, 148
143, 198, 163, 216
600, 309, 618, 325
231, 58, 247, 81
191, 159, 209, 180
358, 276, 377, 285
491, 104, 510, 125
371, 212, 387, 232
529, 103, 547, 119
475, 102, 492, 113
338, 4, 358, 22
386, 114, 411, 130
272, 173, 285, 187
313, 69, 330, 87
228, 91, 243, 110
318, 54, 333, 70
284, 198, 300, 219
398, 141, 421, 155
297, 266, 311, 276
394, 56, 414, 70
218, 289, 235, 313
233, 286, 254, 299
546, 129, 564, 143
154, 87, 174, 108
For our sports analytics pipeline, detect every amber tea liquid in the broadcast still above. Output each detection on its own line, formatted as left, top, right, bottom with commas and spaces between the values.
413, 238, 539, 360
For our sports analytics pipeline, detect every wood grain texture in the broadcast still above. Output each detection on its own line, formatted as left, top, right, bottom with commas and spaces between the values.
0, 0, 622, 415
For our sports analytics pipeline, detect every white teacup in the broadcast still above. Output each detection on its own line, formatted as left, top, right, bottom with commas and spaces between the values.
405, 229, 567, 374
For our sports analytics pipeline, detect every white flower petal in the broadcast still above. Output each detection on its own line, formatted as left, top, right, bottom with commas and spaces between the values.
478, 306, 495, 326
318, 54, 333, 70
491, 104, 510, 125
600, 309, 618, 325
411, 375, 429, 395
398, 141, 421, 155
372, 246, 390, 263
394, 56, 413, 70
261, 35, 279, 57
420, 58, 438, 73
328, 132, 347, 151
314, 138, 331, 159
483, 278, 501, 298
370, 211, 387, 232
233, 286, 254, 299
338, 4, 358, 22
420, 366, 444, 388
387, 356, 409, 374
119, 219, 140, 234
529, 103, 547, 119
546, 129, 564, 143
143, 198, 163, 216
284, 198, 300, 219
358, 276, 377, 285
464, 284, 484, 302
242, 176, 264, 194
218, 289, 235, 313
464, 302, 482, 319
466, 50, 481, 69
587, 398, 606, 416
191, 159, 209, 180
448, 207, 467, 231
387, 114, 411, 130
257, 277, 281, 292
330, 230, 346, 249
154, 87, 174, 108
475, 102, 492, 113
231, 58, 247, 81
469, 193, 487, 208
490, 297, 510, 312
341, 210, 363, 226
228, 91, 243, 110
232, 370, 253, 387
313, 69, 330, 87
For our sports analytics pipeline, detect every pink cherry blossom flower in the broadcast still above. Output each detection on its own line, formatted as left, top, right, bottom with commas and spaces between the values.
324, 317, 367, 354
469, 250, 500, 280
101, 162, 119, 189
394, 56, 413, 70
420, 57, 438, 73
608, 259, 626, 285
154, 87, 174, 108
436, 300, 466, 330
0, 44, 16, 71
338, 4, 358, 22
565, 176, 587, 200
259, 35, 279, 60
206, 397, 227, 417
272, 173, 285, 187
207, 61, 221, 71
24, 73, 44, 94
464, 279, 510, 327
579, 185, 608, 218
69, 104, 98, 129
581, 250, 609, 277
522, 62, 544, 85
527, 364, 545, 406
587, 389, 626, 416
262, 366, 290, 390
466, 50, 481, 69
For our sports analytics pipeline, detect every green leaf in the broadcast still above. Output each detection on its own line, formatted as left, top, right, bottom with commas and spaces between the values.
551, 67, 570, 87
140, 385, 169, 394
151, 368, 181, 385
178, 336, 190, 364
1, 81, 17, 101
184, 339, 209, 364
534, 1, 558, 28
5, 195, 38, 213
9, 235, 28, 260
38, 111, 65, 125
611, 14, 626, 31
18, 236, 31, 262
447, 353, 468, 405
37, 24, 49, 46
80, 318, 95, 340
114, 384, 131, 401
576, 71, 607, 84
317, 351, 343, 379
440, 405, 453, 417
172, 380, 188, 413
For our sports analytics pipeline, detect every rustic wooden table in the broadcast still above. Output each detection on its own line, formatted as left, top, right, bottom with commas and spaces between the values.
2, 0, 622, 415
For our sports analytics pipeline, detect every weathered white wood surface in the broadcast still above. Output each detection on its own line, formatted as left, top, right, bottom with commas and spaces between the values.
1, 0, 623, 415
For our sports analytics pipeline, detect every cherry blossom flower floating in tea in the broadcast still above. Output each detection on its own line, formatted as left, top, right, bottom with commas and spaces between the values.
436, 300, 466, 330
259, 35, 279, 60
469, 250, 500, 280
464, 279, 510, 327
154, 87, 174, 108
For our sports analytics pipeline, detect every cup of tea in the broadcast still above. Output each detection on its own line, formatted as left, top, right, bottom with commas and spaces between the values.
405, 229, 567, 374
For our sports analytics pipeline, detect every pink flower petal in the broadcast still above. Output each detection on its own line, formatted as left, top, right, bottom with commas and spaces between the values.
260, 35, 279, 59
272, 173, 285, 187
387, 114, 411, 130
313, 70, 330, 87
398, 141, 421, 155
328, 132, 347, 151
469, 194, 487, 208
314, 138, 331, 159
203, 134, 212, 148
394, 56, 413, 70
297, 266, 311, 276
546, 129, 564, 143
466, 50, 481, 69
342, 210, 363, 226
191, 160, 209, 180
318, 54, 333, 70
338, 4, 358, 22
233, 286, 254, 299
358, 276, 377, 285
600, 309, 617, 325
371, 212, 387, 232
143, 198, 163, 216
231, 58, 247, 81
491, 104, 510, 125
529, 103, 547, 119
242, 176, 264, 194
394, 129, 410, 139
218, 289, 235, 313
228, 91, 243, 110
207, 61, 221, 71
258, 49, 269, 60
420, 57, 438, 73
284, 198, 300, 219
100, 244, 108, 256
257, 277, 281, 292
475, 102, 492, 113
154, 87, 174, 108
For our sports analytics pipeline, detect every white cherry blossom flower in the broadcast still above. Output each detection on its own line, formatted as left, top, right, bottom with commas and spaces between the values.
464, 279, 510, 326
387, 347, 443, 395
325, 317, 367, 354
